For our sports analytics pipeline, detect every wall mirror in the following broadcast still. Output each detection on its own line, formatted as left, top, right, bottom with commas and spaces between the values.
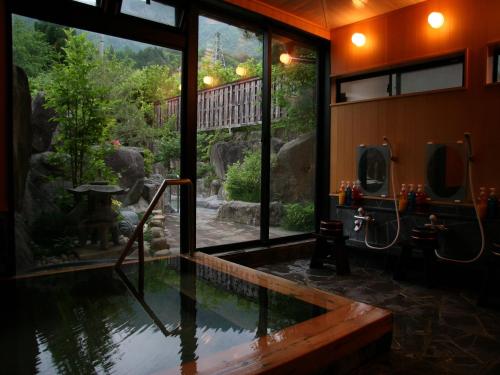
425, 143, 467, 201
357, 145, 389, 196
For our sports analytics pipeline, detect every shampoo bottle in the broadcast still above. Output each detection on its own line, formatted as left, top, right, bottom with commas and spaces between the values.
352, 180, 362, 205
477, 187, 488, 220
416, 184, 426, 210
408, 184, 416, 212
398, 184, 408, 213
345, 181, 353, 206
487, 187, 498, 219
338, 180, 346, 206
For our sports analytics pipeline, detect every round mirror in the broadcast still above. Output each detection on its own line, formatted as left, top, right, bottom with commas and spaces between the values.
358, 148, 387, 194
426, 145, 465, 198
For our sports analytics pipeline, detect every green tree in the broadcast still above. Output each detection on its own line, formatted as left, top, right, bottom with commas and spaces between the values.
44, 30, 113, 187
34, 20, 68, 55
12, 16, 55, 79
157, 116, 180, 172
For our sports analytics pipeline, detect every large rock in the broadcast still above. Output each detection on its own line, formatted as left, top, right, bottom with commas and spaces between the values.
210, 141, 256, 179
216, 201, 283, 226
105, 147, 145, 205
23, 152, 72, 227
12, 66, 32, 212
15, 212, 34, 271
143, 174, 164, 202
122, 179, 144, 206
105, 146, 145, 188
31, 93, 57, 154
271, 132, 316, 203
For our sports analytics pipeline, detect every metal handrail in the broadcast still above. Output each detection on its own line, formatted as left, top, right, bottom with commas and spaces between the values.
115, 178, 193, 270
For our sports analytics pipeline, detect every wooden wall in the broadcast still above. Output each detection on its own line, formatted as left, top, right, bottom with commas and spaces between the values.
0, 1, 7, 212
330, 0, 500, 197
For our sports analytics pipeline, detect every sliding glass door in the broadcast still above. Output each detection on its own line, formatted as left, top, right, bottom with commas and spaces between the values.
195, 15, 263, 248
269, 36, 317, 238
195, 16, 319, 250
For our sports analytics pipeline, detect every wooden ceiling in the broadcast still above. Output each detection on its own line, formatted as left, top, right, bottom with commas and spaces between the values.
225, 0, 427, 38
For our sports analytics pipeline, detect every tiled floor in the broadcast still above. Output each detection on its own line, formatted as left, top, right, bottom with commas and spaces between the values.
165, 207, 302, 250
257, 255, 500, 375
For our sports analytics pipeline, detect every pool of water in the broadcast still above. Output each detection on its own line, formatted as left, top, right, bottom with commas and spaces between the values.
2, 256, 327, 374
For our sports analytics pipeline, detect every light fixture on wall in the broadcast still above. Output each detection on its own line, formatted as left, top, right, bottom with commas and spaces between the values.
235, 66, 247, 77
428, 12, 445, 29
279, 52, 293, 65
279, 52, 316, 65
351, 32, 366, 47
203, 75, 214, 85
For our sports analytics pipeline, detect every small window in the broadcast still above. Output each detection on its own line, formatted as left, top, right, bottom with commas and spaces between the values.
339, 75, 391, 102
121, 0, 177, 27
494, 48, 500, 83
72, 0, 99, 6
336, 55, 465, 103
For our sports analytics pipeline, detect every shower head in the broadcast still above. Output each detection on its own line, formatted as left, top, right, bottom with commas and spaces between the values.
464, 132, 473, 161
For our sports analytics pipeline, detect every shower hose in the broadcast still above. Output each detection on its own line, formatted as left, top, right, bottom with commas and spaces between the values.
364, 139, 401, 250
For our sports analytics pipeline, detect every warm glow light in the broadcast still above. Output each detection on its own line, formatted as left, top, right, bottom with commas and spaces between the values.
352, 0, 367, 9
235, 66, 247, 77
428, 12, 445, 29
203, 75, 214, 85
178, 84, 182, 91
351, 33, 366, 47
279, 52, 292, 65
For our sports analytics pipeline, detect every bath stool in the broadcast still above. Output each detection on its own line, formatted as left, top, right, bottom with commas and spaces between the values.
310, 220, 350, 275
409, 227, 439, 287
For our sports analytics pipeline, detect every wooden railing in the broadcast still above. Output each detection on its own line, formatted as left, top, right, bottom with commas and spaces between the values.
154, 77, 285, 131
115, 178, 193, 293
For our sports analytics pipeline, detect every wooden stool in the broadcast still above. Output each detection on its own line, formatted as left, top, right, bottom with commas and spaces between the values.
410, 227, 439, 287
310, 220, 350, 275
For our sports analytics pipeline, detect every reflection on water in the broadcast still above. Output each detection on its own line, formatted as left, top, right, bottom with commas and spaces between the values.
1, 257, 326, 374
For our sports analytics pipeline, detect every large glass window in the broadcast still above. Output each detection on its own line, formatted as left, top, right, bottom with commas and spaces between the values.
195, 16, 263, 248
270, 36, 317, 238
11, 14, 182, 273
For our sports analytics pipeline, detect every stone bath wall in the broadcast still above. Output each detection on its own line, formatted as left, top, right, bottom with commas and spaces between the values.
329, 196, 500, 259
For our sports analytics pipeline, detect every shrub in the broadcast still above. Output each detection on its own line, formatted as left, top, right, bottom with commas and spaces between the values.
282, 202, 315, 231
224, 150, 261, 202
142, 148, 154, 176
197, 162, 214, 178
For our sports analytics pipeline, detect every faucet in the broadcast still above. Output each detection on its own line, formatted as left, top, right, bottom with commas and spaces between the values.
354, 207, 374, 232
425, 214, 447, 231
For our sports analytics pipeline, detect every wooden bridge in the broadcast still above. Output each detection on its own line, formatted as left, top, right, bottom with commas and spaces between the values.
154, 77, 285, 131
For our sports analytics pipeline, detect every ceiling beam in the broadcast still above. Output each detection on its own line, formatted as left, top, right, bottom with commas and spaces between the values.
224, 0, 330, 40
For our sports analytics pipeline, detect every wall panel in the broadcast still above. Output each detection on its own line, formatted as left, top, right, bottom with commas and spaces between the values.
330, 0, 500, 197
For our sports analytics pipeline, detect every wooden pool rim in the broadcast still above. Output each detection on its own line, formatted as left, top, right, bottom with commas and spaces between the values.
3, 252, 393, 375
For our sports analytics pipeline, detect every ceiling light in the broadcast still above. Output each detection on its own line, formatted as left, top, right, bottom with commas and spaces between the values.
279, 53, 292, 65
203, 75, 214, 85
351, 33, 366, 47
428, 12, 445, 29
352, 0, 367, 9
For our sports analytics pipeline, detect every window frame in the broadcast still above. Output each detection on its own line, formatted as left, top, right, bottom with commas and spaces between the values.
3, 0, 330, 273
336, 53, 466, 103
493, 47, 500, 83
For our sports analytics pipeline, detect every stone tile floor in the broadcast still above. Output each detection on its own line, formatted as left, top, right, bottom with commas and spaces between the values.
165, 207, 302, 250
257, 256, 500, 375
